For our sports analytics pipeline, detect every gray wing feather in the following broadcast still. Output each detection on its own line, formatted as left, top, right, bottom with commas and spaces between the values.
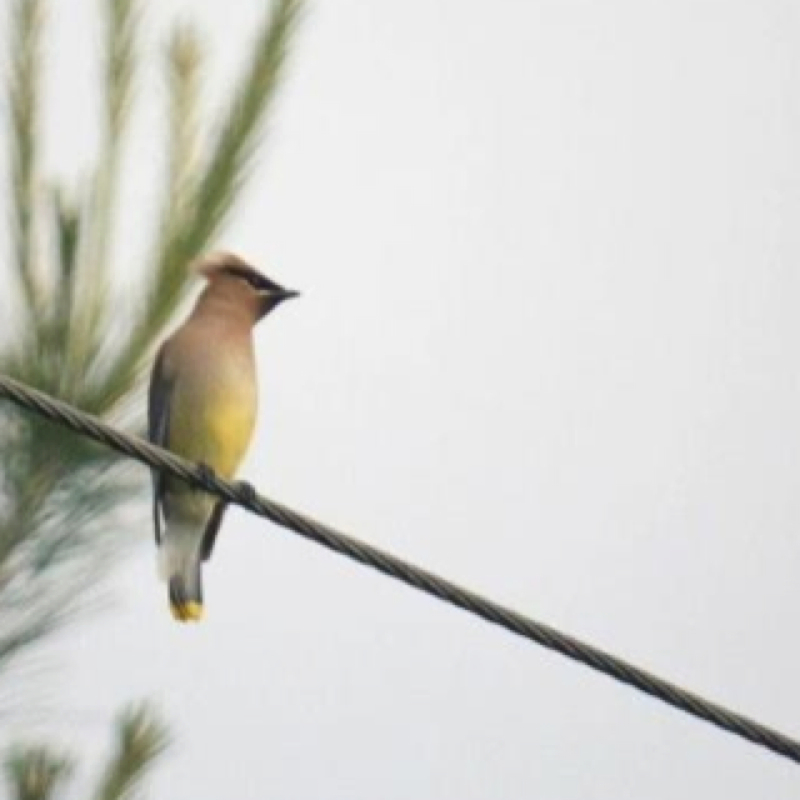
201, 500, 228, 561
148, 347, 173, 544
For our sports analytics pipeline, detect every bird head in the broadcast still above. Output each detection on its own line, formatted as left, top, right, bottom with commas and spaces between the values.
194, 252, 299, 323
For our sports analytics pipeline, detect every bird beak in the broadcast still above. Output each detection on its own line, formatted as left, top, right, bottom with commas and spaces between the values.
257, 287, 300, 318
273, 288, 300, 303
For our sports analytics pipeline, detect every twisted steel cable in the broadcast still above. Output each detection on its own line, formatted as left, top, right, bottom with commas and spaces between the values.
1, 372, 798, 765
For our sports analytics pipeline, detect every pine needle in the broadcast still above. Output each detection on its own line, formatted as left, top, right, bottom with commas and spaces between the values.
8, 0, 45, 315
4, 746, 73, 800
165, 23, 204, 229
92, 704, 170, 800
0, 0, 305, 695
68, 0, 141, 396
92, 0, 305, 412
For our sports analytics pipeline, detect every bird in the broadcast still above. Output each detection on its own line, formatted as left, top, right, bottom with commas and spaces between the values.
148, 252, 298, 622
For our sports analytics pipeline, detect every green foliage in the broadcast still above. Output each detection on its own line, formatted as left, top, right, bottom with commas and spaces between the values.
0, 0, 304, 796
4, 704, 168, 800
8, 0, 43, 316
4, 745, 73, 800
95, 0, 303, 413
0, 0, 303, 675
92, 704, 170, 800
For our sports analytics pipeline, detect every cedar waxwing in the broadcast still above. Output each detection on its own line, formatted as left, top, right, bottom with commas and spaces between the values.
148, 252, 298, 622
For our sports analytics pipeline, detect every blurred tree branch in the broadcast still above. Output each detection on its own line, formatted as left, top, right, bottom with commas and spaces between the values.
92, 704, 170, 800
0, 0, 302, 677
0, 0, 303, 794
4, 703, 169, 800
4, 744, 72, 800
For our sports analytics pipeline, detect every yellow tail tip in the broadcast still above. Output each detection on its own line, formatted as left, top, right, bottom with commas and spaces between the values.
170, 602, 204, 622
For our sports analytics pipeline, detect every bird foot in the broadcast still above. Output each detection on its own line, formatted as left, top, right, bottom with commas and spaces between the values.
195, 462, 217, 491
235, 480, 258, 506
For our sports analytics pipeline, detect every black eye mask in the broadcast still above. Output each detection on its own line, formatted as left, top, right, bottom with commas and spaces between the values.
220, 264, 284, 293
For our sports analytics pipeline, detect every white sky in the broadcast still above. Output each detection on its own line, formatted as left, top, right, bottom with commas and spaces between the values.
4, 0, 800, 798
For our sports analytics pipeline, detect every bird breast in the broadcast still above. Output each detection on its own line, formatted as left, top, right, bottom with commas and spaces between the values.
168, 331, 258, 481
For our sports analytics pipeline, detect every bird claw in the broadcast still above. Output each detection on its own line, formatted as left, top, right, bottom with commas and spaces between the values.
235, 480, 258, 506
196, 462, 217, 490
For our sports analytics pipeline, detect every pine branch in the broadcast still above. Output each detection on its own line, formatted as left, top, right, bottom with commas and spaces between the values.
106, 0, 138, 139
182, 0, 302, 256
8, 0, 45, 315
92, 704, 170, 800
0, 0, 304, 687
165, 24, 204, 230
2, 707, 167, 800
4, 746, 73, 800
90, 0, 304, 413
66, 0, 141, 395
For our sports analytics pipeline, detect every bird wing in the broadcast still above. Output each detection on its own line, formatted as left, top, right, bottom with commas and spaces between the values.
200, 499, 228, 561
148, 345, 174, 545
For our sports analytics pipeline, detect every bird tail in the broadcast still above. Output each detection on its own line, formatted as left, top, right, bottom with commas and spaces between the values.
158, 524, 204, 623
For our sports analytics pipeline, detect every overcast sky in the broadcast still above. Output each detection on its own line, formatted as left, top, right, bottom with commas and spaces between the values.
5, 0, 800, 798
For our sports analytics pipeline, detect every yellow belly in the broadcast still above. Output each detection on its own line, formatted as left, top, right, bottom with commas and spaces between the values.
167, 378, 257, 481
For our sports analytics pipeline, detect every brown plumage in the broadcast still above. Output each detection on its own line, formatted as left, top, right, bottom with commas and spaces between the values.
148, 252, 298, 622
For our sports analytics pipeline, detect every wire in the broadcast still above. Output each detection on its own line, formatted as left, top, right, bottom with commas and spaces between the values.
1, 372, 798, 765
